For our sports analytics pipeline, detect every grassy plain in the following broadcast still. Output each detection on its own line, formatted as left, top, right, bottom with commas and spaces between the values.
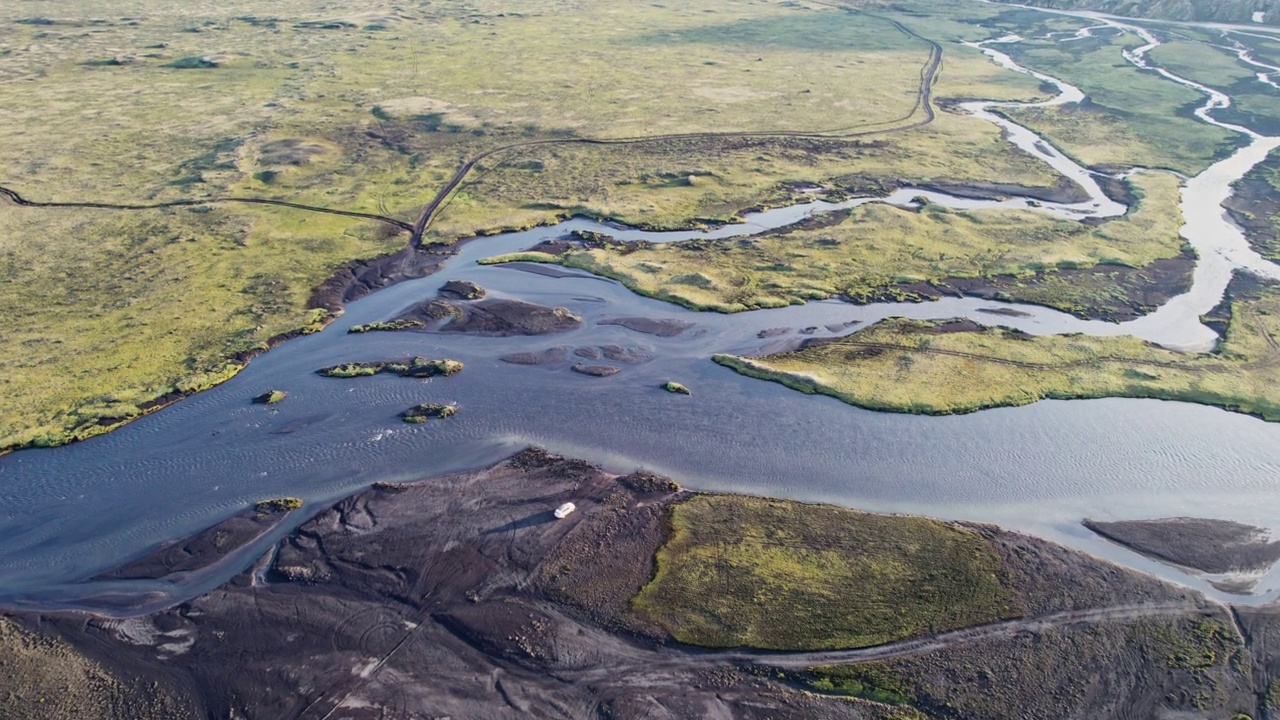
631, 495, 1016, 650
482, 171, 1186, 317
0, 204, 399, 449
1, 0, 1084, 451
1149, 39, 1280, 135
712, 279, 1280, 420
993, 25, 1242, 173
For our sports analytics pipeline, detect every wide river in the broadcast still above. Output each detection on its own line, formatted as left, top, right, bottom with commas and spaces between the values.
4, 11, 1280, 609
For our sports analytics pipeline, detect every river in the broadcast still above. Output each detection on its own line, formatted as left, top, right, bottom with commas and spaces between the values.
3, 9, 1280, 610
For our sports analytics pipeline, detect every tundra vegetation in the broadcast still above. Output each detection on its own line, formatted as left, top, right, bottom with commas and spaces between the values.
316, 358, 463, 379
0, 0, 1073, 452
632, 495, 1017, 650
711, 279, 1280, 421
483, 172, 1186, 319
347, 319, 424, 333
254, 497, 303, 514
0, 0, 1268, 452
401, 403, 458, 422
252, 389, 287, 404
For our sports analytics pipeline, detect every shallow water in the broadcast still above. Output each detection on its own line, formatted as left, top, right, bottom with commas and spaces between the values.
4, 10, 1280, 610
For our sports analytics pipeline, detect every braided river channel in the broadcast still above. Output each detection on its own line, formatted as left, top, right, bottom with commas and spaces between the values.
5, 12, 1280, 609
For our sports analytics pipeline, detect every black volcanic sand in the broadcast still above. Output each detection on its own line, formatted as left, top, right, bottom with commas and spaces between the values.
598, 316, 695, 337
1225, 151, 1280, 260
95, 508, 293, 581
571, 363, 622, 377
500, 346, 573, 365
501, 344, 654, 367
397, 291, 582, 336
309, 245, 455, 314
8, 451, 894, 719
579, 344, 654, 363
1085, 517, 1280, 575
4, 450, 1274, 719
977, 306, 1033, 318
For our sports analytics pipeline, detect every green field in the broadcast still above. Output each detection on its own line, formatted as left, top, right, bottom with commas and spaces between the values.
2, 0, 1255, 451
994, 25, 1242, 174
631, 494, 1017, 650
1150, 39, 1280, 135
712, 279, 1280, 420
2, 0, 1089, 451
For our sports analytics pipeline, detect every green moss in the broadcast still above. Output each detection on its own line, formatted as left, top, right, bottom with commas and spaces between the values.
713, 280, 1280, 422
631, 495, 1017, 651
252, 389, 287, 405
806, 663, 916, 705
663, 381, 692, 395
317, 357, 463, 379
347, 319, 424, 333
255, 497, 303, 514
401, 403, 457, 422
481, 172, 1186, 320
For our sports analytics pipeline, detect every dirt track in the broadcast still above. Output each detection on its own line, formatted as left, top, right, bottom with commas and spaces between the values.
1, 8, 943, 254
5, 448, 1267, 720
406, 9, 944, 245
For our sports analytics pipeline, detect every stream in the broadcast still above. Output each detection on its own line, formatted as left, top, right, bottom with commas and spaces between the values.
3, 9, 1280, 610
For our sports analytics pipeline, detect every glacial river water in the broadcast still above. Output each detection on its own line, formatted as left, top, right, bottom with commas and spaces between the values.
4, 11, 1280, 609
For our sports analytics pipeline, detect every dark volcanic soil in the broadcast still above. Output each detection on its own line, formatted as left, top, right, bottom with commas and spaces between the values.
571, 363, 622, 377
15, 451, 906, 719
397, 288, 583, 336
6, 451, 1279, 720
1225, 151, 1280, 260
1085, 517, 1280, 575
598, 316, 695, 337
95, 508, 292, 581
309, 245, 455, 314
500, 346, 573, 365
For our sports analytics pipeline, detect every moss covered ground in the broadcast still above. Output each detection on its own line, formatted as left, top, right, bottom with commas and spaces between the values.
990, 22, 1243, 174
1, 0, 1081, 452
630, 494, 1017, 650
483, 171, 1185, 316
0, 618, 188, 720
713, 279, 1280, 420
2, 0, 1246, 451
1149, 38, 1280, 136
802, 616, 1254, 719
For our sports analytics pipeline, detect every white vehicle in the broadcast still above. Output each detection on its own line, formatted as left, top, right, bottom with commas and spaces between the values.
554, 502, 577, 519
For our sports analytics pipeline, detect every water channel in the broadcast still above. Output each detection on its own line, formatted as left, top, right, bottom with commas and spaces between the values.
4, 9, 1280, 610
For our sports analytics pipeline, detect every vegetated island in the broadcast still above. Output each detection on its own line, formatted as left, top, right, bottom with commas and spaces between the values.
713, 275, 1280, 422
251, 389, 287, 405
4, 449, 1274, 719
481, 172, 1193, 323
316, 357, 463, 379
401, 403, 457, 422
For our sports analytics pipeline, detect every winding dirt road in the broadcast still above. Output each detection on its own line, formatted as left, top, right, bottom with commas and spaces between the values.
0, 8, 942, 252
0, 185, 414, 231
407, 11, 943, 245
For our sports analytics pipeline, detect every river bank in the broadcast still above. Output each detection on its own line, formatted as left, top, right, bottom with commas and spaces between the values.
2, 449, 1266, 720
